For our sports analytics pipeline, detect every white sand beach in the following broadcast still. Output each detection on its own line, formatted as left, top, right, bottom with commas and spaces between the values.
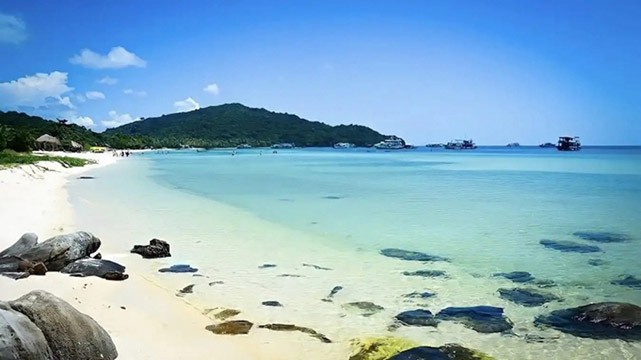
0, 152, 257, 360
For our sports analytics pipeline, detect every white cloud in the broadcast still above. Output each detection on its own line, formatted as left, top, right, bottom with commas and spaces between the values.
71, 115, 95, 127
85, 91, 105, 100
123, 88, 147, 97
102, 110, 138, 128
98, 76, 118, 85
174, 97, 200, 112
203, 83, 220, 95
0, 71, 73, 108
58, 96, 74, 109
70, 46, 146, 69
75, 94, 86, 103
0, 13, 27, 44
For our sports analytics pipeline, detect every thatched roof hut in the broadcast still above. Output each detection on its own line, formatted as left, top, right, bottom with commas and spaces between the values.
35, 134, 61, 151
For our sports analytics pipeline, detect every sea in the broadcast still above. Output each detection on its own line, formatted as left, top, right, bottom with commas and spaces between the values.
70, 146, 641, 359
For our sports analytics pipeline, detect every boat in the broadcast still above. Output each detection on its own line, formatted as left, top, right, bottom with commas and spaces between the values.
539, 142, 556, 148
444, 139, 477, 150
373, 136, 406, 150
333, 142, 355, 149
507, 142, 520, 147
271, 143, 295, 149
236, 144, 252, 149
556, 136, 581, 151
425, 143, 443, 148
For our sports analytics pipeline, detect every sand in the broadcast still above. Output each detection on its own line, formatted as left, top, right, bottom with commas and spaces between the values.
0, 152, 257, 360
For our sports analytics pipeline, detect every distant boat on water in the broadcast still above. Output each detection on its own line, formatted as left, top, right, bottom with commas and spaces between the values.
444, 139, 477, 150
556, 136, 581, 151
271, 143, 295, 149
373, 136, 406, 150
333, 142, 355, 149
539, 142, 556, 148
425, 143, 443, 148
507, 142, 520, 147
236, 144, 252, 149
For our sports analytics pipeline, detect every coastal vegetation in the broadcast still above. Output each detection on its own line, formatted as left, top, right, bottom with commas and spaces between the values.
0, 150, 94, 168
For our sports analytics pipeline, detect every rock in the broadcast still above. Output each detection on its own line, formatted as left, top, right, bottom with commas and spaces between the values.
130, 238, 171, 258
213, 309, 240, 321
17, 232, 101, 271
388, 344, 495, 360
30, 262, 47, 276
380, 248, 449, 262
395, 309, 438, 327
278, 274, 303, 277
0, 233, 38, 257
302, 263, 332, 270
0, 302, 53, 359
349, 337, 417, 360
493, 271, 535, 283
436, 306, 513, 333
258, 323, 331, 343
533, 279, 557, 288
1, 272, 30, 280
323, 195, 342, 200
258, 263, 276, 269
60, 258, 128, 280
611, 275, 641, 289
77, 176, 95, 179
539, 239, 602, 253
498, 288, 560, 307
342, 302, 385, 316
322, 285, 343, 302
262, 301, 283, 307
402, 270, 448, 278
177, 284, 194, 295
588, 258, 608, 266
403, 291, 436, 299
0, 256, 46, 277
208, 281, 224, 286
534, 302, 641, 340
158, 264, 198, 273
8, 290, 118, 359
205, 320, 253, 335
573, 231, 630, 243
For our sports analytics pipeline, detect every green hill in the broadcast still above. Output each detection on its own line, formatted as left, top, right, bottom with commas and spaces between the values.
105, 103, 387, 148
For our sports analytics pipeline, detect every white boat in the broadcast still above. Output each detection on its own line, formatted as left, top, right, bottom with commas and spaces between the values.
373, 136, 406, 150
333, 142, 355, 149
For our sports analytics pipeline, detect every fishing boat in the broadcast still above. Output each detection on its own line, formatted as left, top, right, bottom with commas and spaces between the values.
271, 143, 295, 149
556, 136, 581, 151
444, 139, 477, 150
373, 136, 406, 150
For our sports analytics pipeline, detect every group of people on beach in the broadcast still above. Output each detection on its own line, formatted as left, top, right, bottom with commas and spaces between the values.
113, 150, 131, 157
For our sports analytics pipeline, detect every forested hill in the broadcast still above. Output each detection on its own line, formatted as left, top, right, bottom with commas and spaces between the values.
105, 103, 387, 148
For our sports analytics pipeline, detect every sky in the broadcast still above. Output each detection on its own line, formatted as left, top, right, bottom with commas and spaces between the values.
1, 1, 640, 145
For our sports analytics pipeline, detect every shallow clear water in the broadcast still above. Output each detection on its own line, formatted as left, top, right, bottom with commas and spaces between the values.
71, 147, 641, 359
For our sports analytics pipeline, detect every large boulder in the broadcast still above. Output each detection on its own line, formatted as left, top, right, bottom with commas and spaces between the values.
0, 233, 38, 257
61, 258, 128, 281
8, 290, 118, 359
388, 344, 495, 360
436, 306, 513, 333
535, 302, 641, 340
395, 309, 439, 327
18, 232, 101, 271
0, 302, 53, 360
130, 239, 171, 259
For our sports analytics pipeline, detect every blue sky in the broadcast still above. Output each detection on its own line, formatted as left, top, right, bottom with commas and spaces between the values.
1, 1, 640, 144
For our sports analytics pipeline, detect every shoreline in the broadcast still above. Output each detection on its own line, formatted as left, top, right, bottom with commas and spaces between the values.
0, 152, 257, 360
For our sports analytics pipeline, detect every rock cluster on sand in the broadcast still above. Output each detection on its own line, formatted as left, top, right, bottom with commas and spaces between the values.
130, 239, 171, 258
0, 231, 127, 280
0, 290, 118, 360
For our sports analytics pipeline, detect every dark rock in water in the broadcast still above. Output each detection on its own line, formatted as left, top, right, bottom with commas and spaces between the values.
278, 273, 303, 277
380, 248, 449, 262
258, 263, 277, 269
588, 258, 608, 266
0, 232, 38, 257
8, 290, 118, 359
523, 333, 560, 343
208, 281, 224, 286
303, 263, 332, 270
540, 239, 602, 253
534, 302, 641, 340
402, 270, 448, 278
322, 195, 342, 200
212, 309, 240, 320
494, 271, 535, 283
533, 279, 557, 288
61, 258, 128, 280
77, 176, 95, 179
205, 320, 253, 335
328, 285, 343, 298
342, 301, 385, 316
16, 231, 101, 271
262, 301, 283, 307
573, 231, 630, 243
611, 275, 641, 289
395, 309, 439, 327
388, 344, 495, 360
0, 302, 53, 359
436, 306, 513, 333
258, 323, 332, 343
158, 264, 198, 273
178, 284, 195, 295
403, 291, 436, 299
498, 288, 560, 307
130, 238, 171, 258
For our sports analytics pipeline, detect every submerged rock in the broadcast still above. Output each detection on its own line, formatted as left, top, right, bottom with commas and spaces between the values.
402, 270, 448, 278
493, 271, 535, 283
258, 263, 277, 269
158, 264, 198, 273
348, 337, 417, 360
130, 238, 171, 258
403, 291, 436, 299
262, 301, 283, 307
177, 284, 195, 296
18, 231, 101, 271
498, 288, 560, 307
436, 306, 513, 333
205, 320, 253, 335
588, 258, 608, 266
539, 239, 602, 253
258, 323, 331, 343
388, 344, 495, 360
323, 195, 343, 200
611, 275, 641, 289
302, 263, 332, 270
380, 248, 449, 262
534, 302, 641, 340
208, 281, 224, 286
60, 258, 128, 280
395, 309, 438, 327
278, 274, 303, 278
0, 233, 38, 257
343, 302, 385, 316
573, 231, 630, 243
213, 309, 240, 321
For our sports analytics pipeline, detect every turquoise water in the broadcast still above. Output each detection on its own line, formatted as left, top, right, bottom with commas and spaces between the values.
71, 146, 641, 359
